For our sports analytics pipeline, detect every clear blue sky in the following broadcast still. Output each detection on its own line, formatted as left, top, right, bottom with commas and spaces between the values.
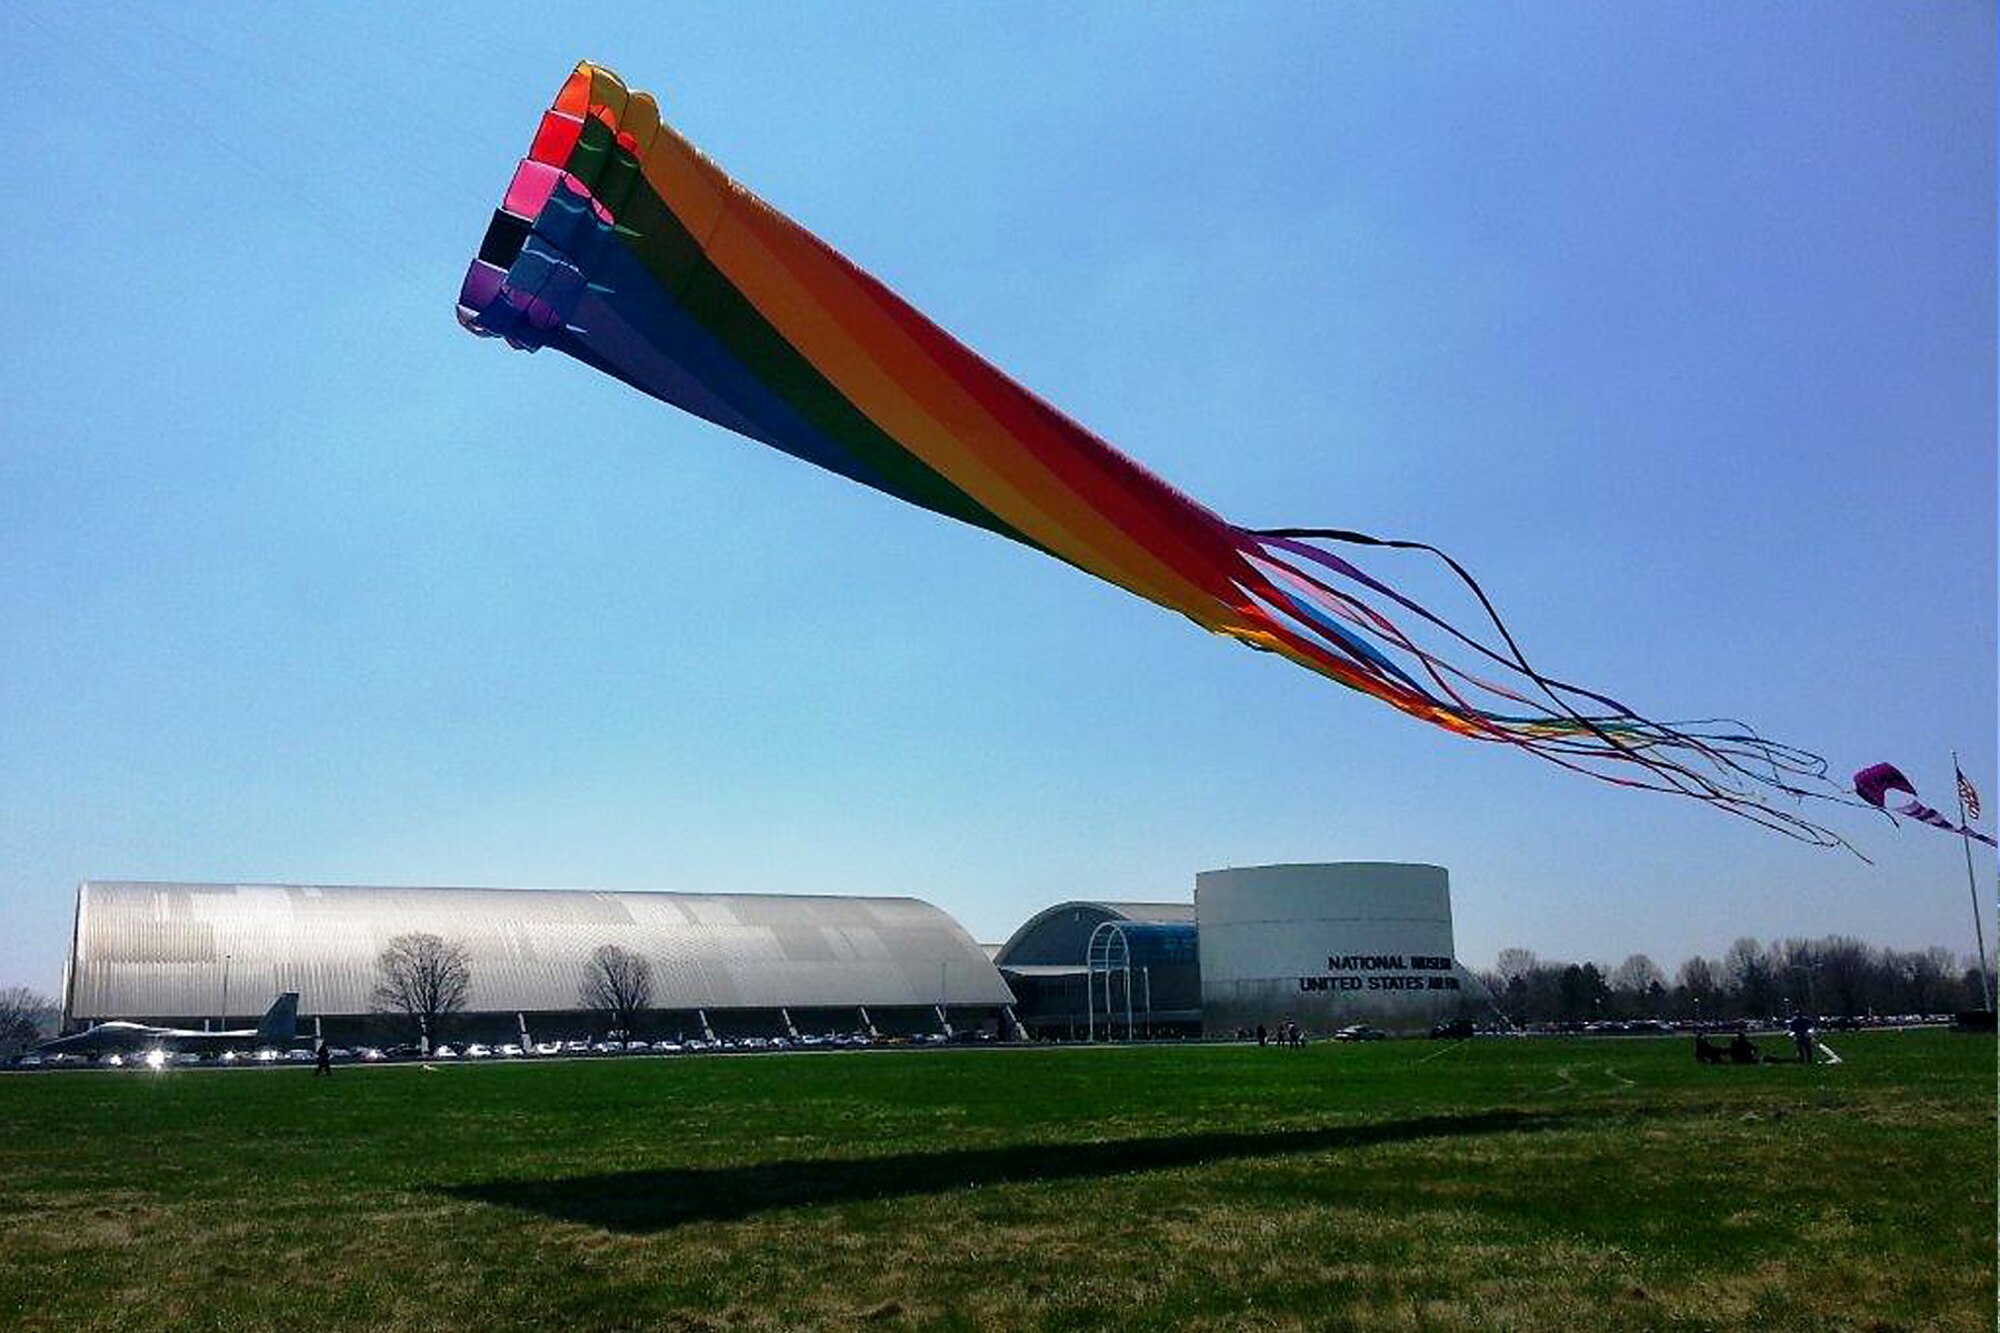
2, 5, 1992, 995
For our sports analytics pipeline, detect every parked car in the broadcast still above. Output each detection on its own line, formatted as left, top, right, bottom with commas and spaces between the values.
1334, 1024, 1387, 1042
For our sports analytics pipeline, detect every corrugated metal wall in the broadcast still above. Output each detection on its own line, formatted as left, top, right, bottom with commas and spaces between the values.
67, 882, 1014, 1022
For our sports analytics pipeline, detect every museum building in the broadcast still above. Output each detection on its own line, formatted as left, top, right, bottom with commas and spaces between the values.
994, 863, 1478, 1038
59, 863, 1479, 1043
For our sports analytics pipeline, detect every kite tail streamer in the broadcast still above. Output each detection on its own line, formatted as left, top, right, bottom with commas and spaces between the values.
1233, 525, 1855, 847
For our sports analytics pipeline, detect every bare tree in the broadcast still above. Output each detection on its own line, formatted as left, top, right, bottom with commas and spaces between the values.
1724, 937, 1779, 1019
1494, 948, 1539, 983
1599, 954, 1666, 1019
1900, 946, 1959, 1016
372, 934, 471, 1048
1608, 953, 1665, 995
1676, 956, 1719, 1019
580, 944, 654, 1040
0, 986, 55, 1048
1817, 936, 1874, 1017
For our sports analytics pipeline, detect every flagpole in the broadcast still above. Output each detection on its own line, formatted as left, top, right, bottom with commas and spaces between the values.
1952, 750, 1993, 1012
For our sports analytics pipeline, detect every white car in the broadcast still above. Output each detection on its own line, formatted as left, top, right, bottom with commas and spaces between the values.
497, 1043, 523, 1058
533, 1042, 563, 1057
430, 1045, 459, 1059
462, 1043, 493, 1059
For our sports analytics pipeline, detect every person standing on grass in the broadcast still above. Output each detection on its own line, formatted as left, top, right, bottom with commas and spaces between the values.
1788, 1012, 1815, 1065
314, 1040, 332, 1077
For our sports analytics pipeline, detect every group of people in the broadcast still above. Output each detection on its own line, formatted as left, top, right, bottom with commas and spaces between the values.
1692, 1013, 1821, 1066
1254, 1019, 1305, 1049
1692, 1031, 1765, 1065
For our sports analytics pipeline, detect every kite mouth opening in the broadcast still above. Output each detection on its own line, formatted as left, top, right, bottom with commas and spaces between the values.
477, 212, 532, 271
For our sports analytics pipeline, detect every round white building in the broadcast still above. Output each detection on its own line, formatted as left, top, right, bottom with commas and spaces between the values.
1196, 862, 1470, 1034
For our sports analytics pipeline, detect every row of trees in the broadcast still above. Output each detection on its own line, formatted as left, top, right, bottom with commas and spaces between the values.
370, 934, 654, 1039
1476, 936, 1989, 1025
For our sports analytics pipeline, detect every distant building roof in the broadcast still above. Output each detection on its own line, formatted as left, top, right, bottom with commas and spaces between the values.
993, 900, 1194, 968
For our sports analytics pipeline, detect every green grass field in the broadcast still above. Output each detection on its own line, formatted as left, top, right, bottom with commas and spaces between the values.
0, 1031, 1991, 1331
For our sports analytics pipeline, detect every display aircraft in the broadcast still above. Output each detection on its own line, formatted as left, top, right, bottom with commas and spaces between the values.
35, 993, 299, 1057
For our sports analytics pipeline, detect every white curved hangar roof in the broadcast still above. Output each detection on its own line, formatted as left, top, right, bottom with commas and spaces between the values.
64, 881, 1014, 1022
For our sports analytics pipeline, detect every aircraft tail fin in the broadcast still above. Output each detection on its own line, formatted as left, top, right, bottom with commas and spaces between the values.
257, 993, 300, 1044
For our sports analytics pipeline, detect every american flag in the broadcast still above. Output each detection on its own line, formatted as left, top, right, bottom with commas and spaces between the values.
1957, 767, 1981, 823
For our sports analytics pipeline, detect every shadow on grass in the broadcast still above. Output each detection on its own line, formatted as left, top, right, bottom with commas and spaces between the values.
443, 1109, 1578, 1233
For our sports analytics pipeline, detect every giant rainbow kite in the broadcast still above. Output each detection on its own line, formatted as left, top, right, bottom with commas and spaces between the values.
459, 62, 1847, 844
